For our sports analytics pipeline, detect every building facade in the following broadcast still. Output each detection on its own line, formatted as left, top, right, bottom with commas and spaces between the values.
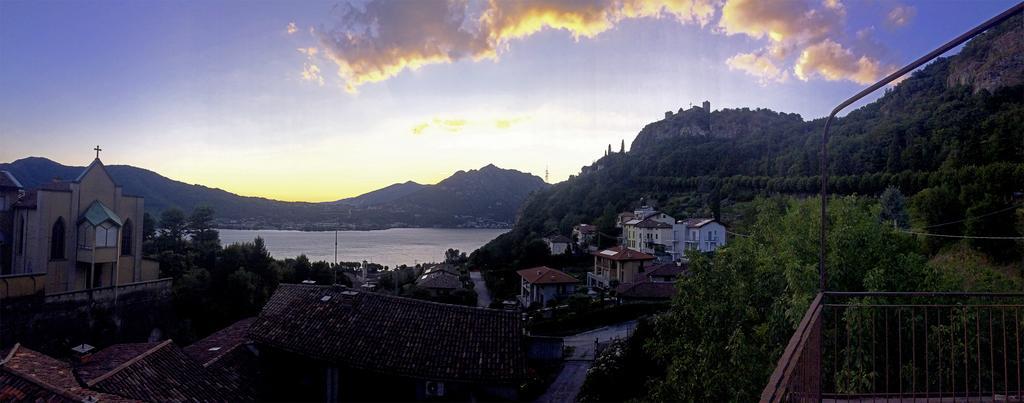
587, 246, 655, 289
0, 158, 159, 297
516, 266, 579, 307
620, 201, 729, 261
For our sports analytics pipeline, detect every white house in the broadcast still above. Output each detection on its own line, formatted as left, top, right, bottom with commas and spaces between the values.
516, 266, 579, 307
543, 235, 571, 255
679, 218, 727, 253
621, 203, 728, 260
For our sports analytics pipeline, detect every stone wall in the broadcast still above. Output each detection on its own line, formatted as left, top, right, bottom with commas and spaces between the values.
0, 278, 174, 356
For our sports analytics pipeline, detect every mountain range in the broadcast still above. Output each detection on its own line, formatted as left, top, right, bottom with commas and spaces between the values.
0, 158, 548, 230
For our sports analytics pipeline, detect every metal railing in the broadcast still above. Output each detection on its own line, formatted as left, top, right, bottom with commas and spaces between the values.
764, 292, 1024, 402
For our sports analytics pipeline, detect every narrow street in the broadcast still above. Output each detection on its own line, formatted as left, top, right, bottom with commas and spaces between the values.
469, 271, 492, 308
535, 320, 638, 403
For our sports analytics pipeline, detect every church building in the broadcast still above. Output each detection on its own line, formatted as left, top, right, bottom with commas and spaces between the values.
0, 152, 160, 297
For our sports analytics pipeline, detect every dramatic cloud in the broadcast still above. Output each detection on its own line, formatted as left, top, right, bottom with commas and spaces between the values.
718, 0, 838, 43
718, 0, 895, 85
887, 5, 916, 27
302, 0, 897, 90
794, 39, 892, 85
726, 51, 788, 84
311, 0, 715, 92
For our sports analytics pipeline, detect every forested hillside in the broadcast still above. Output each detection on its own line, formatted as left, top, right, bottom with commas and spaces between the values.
471, 14, 1023, 288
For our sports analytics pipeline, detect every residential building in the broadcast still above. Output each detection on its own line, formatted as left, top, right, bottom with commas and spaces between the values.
516, 266, 579, 307
679, 218, 727, 253
587, 246, 655, 289
572, 224, 597, 250
248, 284, 526, 401
614, 262, 688, 303
0, 157, 161, 298
415, 270, 462, 296
620, 202, 729, 260
543, 235, 571, 255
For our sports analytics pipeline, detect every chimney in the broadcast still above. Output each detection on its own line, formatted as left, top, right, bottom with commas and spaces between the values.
71, 343, 95, 364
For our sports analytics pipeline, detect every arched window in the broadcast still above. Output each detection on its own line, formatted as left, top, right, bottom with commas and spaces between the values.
121, 219, 133, 256
50, 217, 65, 260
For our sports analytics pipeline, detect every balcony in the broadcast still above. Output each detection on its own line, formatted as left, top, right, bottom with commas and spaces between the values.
587, 272, 610, 289
761, 292, 1024, 402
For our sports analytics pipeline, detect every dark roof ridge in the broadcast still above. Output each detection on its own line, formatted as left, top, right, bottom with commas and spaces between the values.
85, 339, 174, 387
0, 343, 18, 364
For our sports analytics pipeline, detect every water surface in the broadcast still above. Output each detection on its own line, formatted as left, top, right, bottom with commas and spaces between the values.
217, 228, 506, 268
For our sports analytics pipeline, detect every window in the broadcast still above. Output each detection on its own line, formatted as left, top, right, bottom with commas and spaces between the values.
121, 219, 133, 255
50, 218, 65, 260
95, 223, 119, 247
78, 224, 89, 248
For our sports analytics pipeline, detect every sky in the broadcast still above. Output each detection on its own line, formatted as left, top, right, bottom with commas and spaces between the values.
0, 0, 1015, 202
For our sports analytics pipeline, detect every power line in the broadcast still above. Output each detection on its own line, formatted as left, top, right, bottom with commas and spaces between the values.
921, 203, 1024, 228
727, 230, 751, 238
899, 230, 1024, 240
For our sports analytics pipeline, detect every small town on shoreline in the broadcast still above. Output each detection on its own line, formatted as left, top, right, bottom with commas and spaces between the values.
2, 1, 1023, 402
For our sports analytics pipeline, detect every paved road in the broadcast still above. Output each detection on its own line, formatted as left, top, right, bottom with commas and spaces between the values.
535, 320, 638, 402
469, 271, 492, 308
535, 361, 591, 403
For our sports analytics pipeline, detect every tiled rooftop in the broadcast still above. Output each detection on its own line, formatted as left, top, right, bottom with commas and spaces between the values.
249, 284, 526, 383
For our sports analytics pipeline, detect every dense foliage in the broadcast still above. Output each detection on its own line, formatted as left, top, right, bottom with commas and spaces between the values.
583, 197, 1020, 402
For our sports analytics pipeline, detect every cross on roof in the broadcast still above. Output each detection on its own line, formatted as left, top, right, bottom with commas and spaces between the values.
94, 145, 102, 159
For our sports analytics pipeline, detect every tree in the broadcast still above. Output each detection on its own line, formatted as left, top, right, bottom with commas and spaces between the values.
142, 212, 157, 242
157, 208, 188, 253
620, 139, 625, 153
879, 186, 909, 229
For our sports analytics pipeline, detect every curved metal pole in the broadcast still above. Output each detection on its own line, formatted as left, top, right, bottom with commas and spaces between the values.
818, 2, 1023, 291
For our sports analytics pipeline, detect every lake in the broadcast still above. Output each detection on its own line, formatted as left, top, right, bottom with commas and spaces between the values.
217, 228, 507, 268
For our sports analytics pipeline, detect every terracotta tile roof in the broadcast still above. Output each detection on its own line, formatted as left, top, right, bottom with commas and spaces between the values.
592, 246, 656, 261
416, 271, 462, 289
516, 266, 579, 285
249, 284, 526, 383
680, 218, 717, 228
78, 340, 238, 402
0, 368, 76, 402
422, 263, 460, 276
183, 317, 255, 367
634, 219, 672, 229
615, 282, 677, 300
0, 344, 132, 402
205, 344, 259, 401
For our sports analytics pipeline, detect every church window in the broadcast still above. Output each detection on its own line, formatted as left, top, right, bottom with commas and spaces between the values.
121, 219, 133, 255
95, 222, 119, 247
50, 218, 65, 260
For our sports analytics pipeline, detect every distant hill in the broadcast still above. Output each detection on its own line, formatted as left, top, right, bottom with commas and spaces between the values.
0, 158, 548, 230
333, 181, 427, 207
